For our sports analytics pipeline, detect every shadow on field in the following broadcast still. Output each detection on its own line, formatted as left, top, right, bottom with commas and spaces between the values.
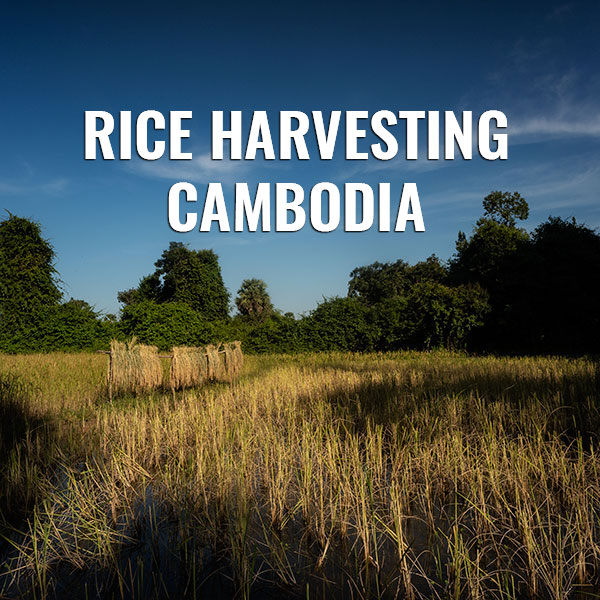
2, 358, 600, 599
0, 373, 53, 523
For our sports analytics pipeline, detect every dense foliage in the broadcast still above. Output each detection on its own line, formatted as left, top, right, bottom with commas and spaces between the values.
1, 192, 599, 355
118, 242, 230, 321
0, 216, 114, 352
120, 301, 216, 351
0, 215, 61, 350
449, 192, 600, 354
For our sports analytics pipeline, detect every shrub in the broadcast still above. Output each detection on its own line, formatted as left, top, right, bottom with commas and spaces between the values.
119, 301, 217, 352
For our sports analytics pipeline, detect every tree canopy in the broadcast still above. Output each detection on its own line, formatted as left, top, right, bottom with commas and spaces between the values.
482, 190, 529, 227
0, 214, 117, 352
119, 242, 230, 321
0, 214, 63, 350
3, 192, 600, 356
348, 255, 447, 306
508, 217, 600, 353
0, 213, 62, 317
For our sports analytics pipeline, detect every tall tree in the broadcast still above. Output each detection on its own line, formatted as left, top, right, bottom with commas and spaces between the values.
449, 191, 531, 350
118, 242, 230, 321
450, 191, 529, 290
235, 278, 274, 321
508, 217, 600, 353
482, 191, 529, 227
0, 214, 62, 347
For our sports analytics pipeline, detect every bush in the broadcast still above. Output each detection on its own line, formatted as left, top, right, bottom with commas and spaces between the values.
0, 300, 113, 353
119, 301, 217, 351
302, 297, 377, 352
370, 296, 411, 351
405, 282, 490, 349
233, 313, 304, 353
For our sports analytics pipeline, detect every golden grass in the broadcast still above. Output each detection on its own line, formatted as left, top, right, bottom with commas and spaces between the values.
0, 351, 599, 598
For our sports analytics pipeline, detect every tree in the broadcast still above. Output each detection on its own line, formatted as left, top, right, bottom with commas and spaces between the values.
348, 260, 409, 305
235, 278, 274, 321
348, 255, 447, 306
405, 282, 490, 349
117, 274, 161, 307
0, 214, 62, 350
303, 297, 377, 351
368, 281, 489, 351
118, 242, 230, 321
230, 312, 303, 353
450, 192, 530, 288
35, 299, 113, 351
369, 296, 412, 351
506, 216, 600, 353
406, 255, 448, 285
482, 190, 529, 227
448, 192, 531, 350
451, 219, 529, 288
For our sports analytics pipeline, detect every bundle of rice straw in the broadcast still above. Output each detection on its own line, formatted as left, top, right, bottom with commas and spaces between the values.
224, 341, 243, 379
170, 346, 208, 390
205, 343, 227, 381
109, 338, 163, 395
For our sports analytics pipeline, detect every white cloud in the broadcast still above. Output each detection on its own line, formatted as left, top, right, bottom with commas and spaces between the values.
425, 159, 600, 229
128, 151, 248, 184
484, 38, 600, 143
509, 113, 600, 142
0, 177, 69, 196
518, 164, 600, 209
126, 146, 291, 186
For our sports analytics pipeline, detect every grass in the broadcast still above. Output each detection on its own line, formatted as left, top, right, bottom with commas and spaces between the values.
0, 351, 599, 599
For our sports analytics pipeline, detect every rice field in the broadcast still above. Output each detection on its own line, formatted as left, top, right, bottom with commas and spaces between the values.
0, 350, 599, 599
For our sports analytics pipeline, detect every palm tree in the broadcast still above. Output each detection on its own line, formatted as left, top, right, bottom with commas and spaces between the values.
235, 278, 273, 321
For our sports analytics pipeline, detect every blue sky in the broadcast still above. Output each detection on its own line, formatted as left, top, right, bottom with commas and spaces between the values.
1, 1, 599, 316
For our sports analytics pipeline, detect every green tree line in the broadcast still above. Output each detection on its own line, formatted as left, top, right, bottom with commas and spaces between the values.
1, 191, 599, 355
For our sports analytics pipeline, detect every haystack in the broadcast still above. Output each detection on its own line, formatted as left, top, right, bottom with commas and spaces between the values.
170, 346, 208, 390
109, 339, 163, 395
205, 343, 226, 381
224, 341, 244, 379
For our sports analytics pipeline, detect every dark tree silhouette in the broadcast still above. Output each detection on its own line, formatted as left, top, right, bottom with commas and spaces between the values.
509, 217, 600, 353
482, 190, 529, 227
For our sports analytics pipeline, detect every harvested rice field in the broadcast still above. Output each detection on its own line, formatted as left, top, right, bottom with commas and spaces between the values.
0, 351, 599, 599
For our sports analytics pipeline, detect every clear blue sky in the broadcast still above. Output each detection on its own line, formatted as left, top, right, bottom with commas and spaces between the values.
1, 1, 598, 316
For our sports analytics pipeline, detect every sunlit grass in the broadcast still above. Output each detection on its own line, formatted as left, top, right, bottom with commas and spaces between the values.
0, 351, 599, 598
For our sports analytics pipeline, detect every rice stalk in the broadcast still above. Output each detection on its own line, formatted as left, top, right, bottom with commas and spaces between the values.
206, 344, 226, 382
109, 338, 162, 395
170, 346, 208, 390
224, 341, 244, 380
